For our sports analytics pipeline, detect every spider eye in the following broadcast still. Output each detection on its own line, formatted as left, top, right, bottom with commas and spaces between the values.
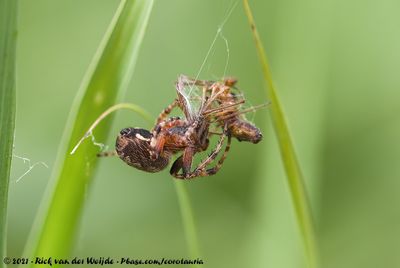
131, 128, 152, 139
120, 128, 131, 136
119, 127, 153, 141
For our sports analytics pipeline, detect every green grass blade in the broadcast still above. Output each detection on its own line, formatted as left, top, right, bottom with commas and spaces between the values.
25, 0, 154, 262
242, 1, 318, 267
0, 0, 17, 265
174, 181, 200, 264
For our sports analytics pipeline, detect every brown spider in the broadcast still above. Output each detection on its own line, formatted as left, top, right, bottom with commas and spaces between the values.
98, 75, 264, 179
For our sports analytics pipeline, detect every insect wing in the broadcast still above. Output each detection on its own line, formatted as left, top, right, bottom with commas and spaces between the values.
175, 75, 204, 121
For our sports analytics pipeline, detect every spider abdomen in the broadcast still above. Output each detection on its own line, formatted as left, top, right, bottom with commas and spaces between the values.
116, 127, 170, 173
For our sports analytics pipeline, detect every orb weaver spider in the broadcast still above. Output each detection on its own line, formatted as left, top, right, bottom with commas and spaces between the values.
87, 75, 265, 179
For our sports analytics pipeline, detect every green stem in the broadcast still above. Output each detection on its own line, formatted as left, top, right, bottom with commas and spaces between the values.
0, 0, 17, 266
174, 181, 201, 266
242, 1, 318, 267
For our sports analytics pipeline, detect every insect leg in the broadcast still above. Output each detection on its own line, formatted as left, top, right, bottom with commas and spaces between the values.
211, 102, 270, 122
178, 74, 211, 87
203, 99, 245, 116
208, 131, 223, 136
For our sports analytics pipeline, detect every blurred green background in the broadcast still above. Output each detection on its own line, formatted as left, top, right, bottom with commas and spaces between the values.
8, 0, 400, 267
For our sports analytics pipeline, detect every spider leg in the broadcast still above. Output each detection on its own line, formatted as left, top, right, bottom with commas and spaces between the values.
170, 124, 230, 180
150, 135, 166, 160
203, 135, 232, 176
96, 151, 117, 157
182, 147, 195, 177
195, 127, 227, 172
170, 147, 195, 179
172, 134, 232, 179
170, 155, 183, 176
154, 99, 179, 127
193, 121, 231, 177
